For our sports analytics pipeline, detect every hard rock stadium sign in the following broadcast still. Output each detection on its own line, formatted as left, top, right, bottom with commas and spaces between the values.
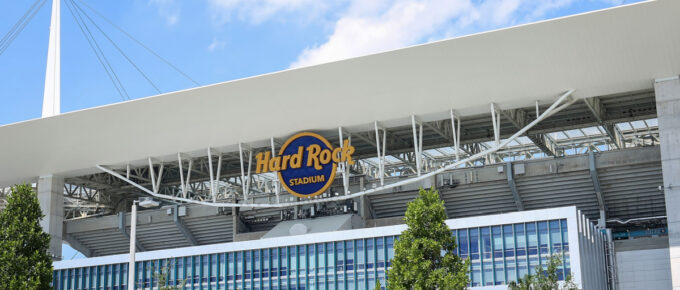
255, 132, 355, 198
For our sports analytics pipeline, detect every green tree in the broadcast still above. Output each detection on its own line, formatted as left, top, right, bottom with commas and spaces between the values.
374, 279, 382, 290
0, 184, 53, 289
387, 188, 470, 290
152, 261, 187, 290
508, 255, 579, 290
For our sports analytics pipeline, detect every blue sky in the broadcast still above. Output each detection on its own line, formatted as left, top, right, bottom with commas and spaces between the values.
0, 0, 638, 259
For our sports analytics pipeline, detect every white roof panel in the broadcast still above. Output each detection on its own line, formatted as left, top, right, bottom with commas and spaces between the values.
0, 0, 679, 186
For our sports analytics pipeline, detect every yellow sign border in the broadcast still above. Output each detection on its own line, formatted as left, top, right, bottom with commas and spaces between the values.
277, 132, 338, 198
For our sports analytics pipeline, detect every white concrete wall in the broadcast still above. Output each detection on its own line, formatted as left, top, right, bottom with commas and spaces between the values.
617, 245, 672, 290
655, 76, 680, 289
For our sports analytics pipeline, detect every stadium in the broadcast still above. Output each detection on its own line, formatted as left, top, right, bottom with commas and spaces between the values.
1, 0, 679, 289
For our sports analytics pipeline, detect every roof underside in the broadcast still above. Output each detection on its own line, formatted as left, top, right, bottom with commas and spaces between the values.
64, 145, 664, 257
0, 0, 679, 186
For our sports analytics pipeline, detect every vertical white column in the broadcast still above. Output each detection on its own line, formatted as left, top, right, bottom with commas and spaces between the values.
655, 76, 680, 290
37, 175, 64, 260
42, 0, 60, 117
128, 202, 137, 290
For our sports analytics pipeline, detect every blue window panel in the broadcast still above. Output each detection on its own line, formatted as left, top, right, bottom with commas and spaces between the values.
345, 240, 354, 272
502, 225, 517, 283
54, 219, 574, 289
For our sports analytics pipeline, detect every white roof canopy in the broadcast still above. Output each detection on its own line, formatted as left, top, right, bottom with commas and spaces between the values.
1, 0, 678, 187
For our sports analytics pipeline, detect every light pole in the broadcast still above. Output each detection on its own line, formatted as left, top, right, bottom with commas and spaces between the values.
128, 197, 159, 290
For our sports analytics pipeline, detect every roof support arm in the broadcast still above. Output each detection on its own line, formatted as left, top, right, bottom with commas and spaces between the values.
506, 162, 524, 211
173, 205, 198, 246
118, 212, 144, 252
96, 89, 575, 209
589, 151, 607, 227
499, 107, 558, 156
583, 97, 624, 149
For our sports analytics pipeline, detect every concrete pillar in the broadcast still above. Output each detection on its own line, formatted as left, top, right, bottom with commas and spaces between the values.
37, 175, 64, 260
654, 76, 680, 289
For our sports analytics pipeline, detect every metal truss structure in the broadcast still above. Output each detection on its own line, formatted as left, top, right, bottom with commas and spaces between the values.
0, 89, 661, 221
22, 88, 650, 219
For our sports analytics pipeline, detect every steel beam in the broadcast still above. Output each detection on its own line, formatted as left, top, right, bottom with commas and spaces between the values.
589, 151, 607, 227
173, 205, 198, 246
583, 97, 624, 149
500, 108, 558, 156
506, 162, 524, 211
118, 212, 144, 252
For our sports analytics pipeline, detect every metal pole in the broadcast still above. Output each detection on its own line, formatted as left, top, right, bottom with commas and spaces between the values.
128, 201, 137, 290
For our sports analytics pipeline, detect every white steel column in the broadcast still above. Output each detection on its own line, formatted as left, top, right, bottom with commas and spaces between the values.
128, 201, 137, 290
42, 0, 60, 117
271, 137, 281, 203
411, 115, 423, 176
450, 109, 461, 162
37, 175, 64, 260
654, 76, 680, 290
338, 127, 350, 195
374, 121, 386, 186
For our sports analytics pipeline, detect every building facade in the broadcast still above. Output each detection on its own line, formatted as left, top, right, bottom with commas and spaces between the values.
53, 207, 607, 289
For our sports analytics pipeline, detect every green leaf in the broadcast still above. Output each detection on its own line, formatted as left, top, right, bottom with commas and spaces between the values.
0, 184, 53, 289
387, 188, 469, 290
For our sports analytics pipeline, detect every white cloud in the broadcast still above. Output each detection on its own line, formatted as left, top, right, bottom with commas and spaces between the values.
208, 0, 340, 24
149, 0, 181, 26
289, 0, 615, 68
204, 0, 632, 68
208, 38, 226, 52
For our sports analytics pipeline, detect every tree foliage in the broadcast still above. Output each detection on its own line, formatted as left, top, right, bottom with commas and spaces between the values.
387, 188, 470, 290
375, 279, 383, 290
508, 255, 579, 290
152, 261, 187, 290
0, 184, 53, 289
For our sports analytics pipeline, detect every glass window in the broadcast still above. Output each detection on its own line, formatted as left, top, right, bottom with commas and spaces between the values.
481, 227, 493, 285
493, 226, 503, 259
469, 228, 481, 286
299, 245, 307, 277
227, 253, 234, 282
246, 251, 252, 281
503, 225, 517, 283
279, 247, 288, 287
538, 221, 550, 257
336, 242, 344, 272
263, 249, 270, 279
270, 248, 278, 280
458, 229, 469, 259
367, 238, 375, 270
357, 239, 365, 271
309, 244, 316, 274
386, 237, 395, 268
346, 240, 354, 272
289, 246, 297, 283
237, 252, 243, 282
376, 237, 385, 269
492, 226, 504, 285
526, 223, 539, 274
561, 219, 571, 277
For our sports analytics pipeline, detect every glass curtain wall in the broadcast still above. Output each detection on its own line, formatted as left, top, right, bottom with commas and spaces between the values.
53, 219, 569, 290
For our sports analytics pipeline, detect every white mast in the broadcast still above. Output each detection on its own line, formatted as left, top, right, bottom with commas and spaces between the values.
42, 0, 60, 117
